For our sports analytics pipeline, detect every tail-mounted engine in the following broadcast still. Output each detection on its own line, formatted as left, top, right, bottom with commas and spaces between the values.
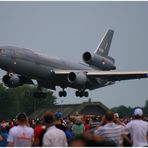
83, 51, 116, 70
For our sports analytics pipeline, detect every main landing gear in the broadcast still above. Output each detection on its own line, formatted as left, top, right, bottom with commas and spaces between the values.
75, 90, 89, 97
58, 89, 89, 98
59, 91, 67, 97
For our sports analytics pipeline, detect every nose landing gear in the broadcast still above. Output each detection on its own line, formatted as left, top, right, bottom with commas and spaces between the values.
58, 88, 67, 97
59, 90, 67, 97
33, 91, 47, 98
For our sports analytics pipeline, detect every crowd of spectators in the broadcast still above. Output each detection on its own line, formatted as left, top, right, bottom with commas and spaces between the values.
0, 107, 148, 147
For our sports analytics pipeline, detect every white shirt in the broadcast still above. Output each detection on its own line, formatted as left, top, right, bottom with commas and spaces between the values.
43, 125, 68, 147
7, 125, 34, 147
95, 122, 125, 146
125, 119, 148, 147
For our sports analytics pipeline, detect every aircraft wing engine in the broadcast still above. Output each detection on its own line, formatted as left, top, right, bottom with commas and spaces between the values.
2, 73, 33, 88
67, 72, 87, 86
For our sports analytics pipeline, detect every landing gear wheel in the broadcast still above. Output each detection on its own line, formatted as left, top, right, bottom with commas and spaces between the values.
59, 90, 67, 97
75, 91, 79, 97
79, 91, 83, 98
63, 91, 67, 97
59, 91, 63, 97
75, 90, 89, 97
84, 91, 89, 97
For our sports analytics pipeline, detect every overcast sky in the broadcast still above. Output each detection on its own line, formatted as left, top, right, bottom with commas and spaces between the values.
0, 1, 148, 108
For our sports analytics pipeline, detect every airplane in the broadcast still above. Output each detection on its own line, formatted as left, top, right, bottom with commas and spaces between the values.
0, 29, 148, 98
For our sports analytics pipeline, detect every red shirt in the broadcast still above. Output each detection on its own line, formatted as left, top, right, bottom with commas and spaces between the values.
34, 125, 43, 141
84, 124, 90, 131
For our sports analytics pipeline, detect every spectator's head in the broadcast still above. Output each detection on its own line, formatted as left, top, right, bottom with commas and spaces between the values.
105, 111, 114, 122
85, 119, 90, 124
43, 111, 55, 125
16, 112, 28, 124
36, 118, 41, 125
54, 112, 62, 120
69, 136, 87, 147
75, 112, 80, 116
74, 116, 83, 125
134, 108, 143, 119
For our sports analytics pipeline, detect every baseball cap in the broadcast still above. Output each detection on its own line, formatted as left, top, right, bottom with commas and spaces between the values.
134, 108, 143, 116
114, 113, 119, 118
36, 118, 41, 124
54, 112, 62, 119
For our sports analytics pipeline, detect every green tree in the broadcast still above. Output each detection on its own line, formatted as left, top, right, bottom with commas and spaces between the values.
0, 84, 57, 120
143, 100, 148, 115
111, 105, 132, 117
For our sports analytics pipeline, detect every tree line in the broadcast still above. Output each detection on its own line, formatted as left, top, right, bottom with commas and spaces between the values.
0, 83, 148, 120
111, 100, 148, 117
0, 84, 57, 120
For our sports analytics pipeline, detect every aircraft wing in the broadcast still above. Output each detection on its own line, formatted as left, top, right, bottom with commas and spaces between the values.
54, 70, 148, 81
87, 71, 148, 81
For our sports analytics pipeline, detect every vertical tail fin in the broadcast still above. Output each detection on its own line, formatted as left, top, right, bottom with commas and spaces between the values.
94, 29, 114, 56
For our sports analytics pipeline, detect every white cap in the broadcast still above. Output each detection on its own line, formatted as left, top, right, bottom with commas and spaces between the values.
134, 108, 143, 116
114, 113, 119, 118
